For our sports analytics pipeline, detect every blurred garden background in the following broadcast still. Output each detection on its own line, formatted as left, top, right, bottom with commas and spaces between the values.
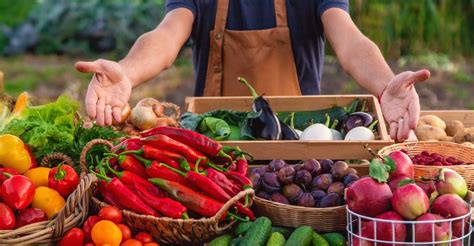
0, 0, 473, 109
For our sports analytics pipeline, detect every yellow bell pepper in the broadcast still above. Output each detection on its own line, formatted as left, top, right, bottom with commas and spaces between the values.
0, 134, 33, 174
24, 167, 51, 188
32, 187, 65, 219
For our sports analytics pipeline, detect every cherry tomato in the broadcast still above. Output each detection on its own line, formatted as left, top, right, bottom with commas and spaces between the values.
98, 206, 122, 224
91, 220, 122, 246
134, 232, 153, 244
83, 216, 101, 241
121, 239, 143, 246
117, 224, 132, 241
58, 227, 84, 246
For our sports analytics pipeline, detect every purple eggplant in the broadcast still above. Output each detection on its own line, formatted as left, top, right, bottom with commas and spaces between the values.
342, 112, 374, 133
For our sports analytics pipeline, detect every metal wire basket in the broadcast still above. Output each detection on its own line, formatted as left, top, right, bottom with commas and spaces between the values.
347, 207, 472, 245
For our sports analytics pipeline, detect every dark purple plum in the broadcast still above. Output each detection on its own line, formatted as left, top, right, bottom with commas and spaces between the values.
282, 183, 303, 203
297, 193, 315, 207
343, 174, 360, 186
327, 182, 345, 196
248, 173, 262, 190
346, 168, 358, 175
319, 159, 333, 174
331, 161, 349, 180
251, 166, 269, 176
256, 190, 271, 200
270, 193, 290, 205
268, 159, 287, 172
310, 189, 326, 202
310, 174, 334, 190
295, 170, 312, 188
277, 165, 296, 184
293, 164, 303, 172
319, 193, 342, 207
302, 159, 321, 176
262, 173, 281, 194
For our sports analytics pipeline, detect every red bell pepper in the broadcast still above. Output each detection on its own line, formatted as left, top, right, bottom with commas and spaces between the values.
141, 134, 208, 164
48, 163, 80, 197
0, 173, 35, 210
15, 208, 48, 228
0, 202, 15, 230
83, 216, 101, 242
0, 167, 20, 185
134, 155, 188, 185
134, 183, 188, 219
58, 227, 84, 246
107, 153, 148, 179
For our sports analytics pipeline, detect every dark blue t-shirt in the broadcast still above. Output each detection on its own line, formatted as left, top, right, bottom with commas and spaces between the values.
166, 0, 349, 96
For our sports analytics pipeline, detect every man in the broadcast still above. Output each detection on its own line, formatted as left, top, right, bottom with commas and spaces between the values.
76, 0, 430, 141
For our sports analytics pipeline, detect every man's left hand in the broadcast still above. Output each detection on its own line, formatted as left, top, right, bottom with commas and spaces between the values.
380, 69, 430, 142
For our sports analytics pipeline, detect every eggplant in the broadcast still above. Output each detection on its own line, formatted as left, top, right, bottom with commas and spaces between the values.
279, 119, 299, 140
239, 77, 281, 140
342, 112, 374, 133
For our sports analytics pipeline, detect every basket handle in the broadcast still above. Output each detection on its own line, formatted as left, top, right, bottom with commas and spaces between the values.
213, 188, 255, 229
40, 152, 74, 168
161, 101, 181, 119
79, 139, 114, 174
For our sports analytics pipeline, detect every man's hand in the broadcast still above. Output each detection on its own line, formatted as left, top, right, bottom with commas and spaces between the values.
75, 59, 132, 126
380, 69, 430, 141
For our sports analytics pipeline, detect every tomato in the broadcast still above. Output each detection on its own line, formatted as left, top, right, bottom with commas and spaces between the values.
121, 239, 143, 246
83, 216, 101, 241
134, 232, 153, 244
144, 243, 160, 246
58, 227, 84, 246
98, 206, 122, 224
117, 224, 132, 241
91, 220, 122, 246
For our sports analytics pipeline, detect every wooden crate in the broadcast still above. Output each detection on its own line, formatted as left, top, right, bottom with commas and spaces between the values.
421, 110, 474, 127
185, 95, 393, 160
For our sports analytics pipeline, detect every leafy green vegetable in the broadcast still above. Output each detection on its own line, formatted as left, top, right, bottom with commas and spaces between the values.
198, 117, 231, 140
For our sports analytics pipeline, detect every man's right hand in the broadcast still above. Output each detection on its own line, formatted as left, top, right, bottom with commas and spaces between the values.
75, 59, 132, 126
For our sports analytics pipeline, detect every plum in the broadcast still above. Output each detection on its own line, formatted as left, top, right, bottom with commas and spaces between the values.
277, 165, 296, 184
310, 189, 326, 202
248, 173, 261, 190
343, 174, 359, 187
297, 193, 315, 207
282, 183, 303, 203
331, 161, 349, 180
327, 182, 345, 196
310, 174, 333, 190
293, 164, 303, 172
256, 190, 271, 200
251, 166, 269, 176
271, 193, 290, 205
346, 168, 358, 175
295, 170, 312, 188
319, 159, 333, 174
319, 193, 342, 207
262, 173, 281, 194
268, 159, 287, 172
302, 159, 321, 176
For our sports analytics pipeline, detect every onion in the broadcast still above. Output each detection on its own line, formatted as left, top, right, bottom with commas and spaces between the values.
129, 98, 163, 130
112, 103, 131, 125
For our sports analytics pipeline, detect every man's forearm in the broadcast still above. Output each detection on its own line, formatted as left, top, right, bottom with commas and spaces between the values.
119, 8, 194, 87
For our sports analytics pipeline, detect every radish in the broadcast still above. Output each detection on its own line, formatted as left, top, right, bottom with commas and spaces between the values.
300, 114, 333, 140
344, 120, 378, 141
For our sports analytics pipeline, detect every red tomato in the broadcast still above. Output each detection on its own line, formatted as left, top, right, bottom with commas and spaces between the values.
98, 206, 122, 224
121, 239, 143, 246
117, 224, 132, 241
134, 232, 153, 244
58, 227, 84, 246
83, 216, 101, 241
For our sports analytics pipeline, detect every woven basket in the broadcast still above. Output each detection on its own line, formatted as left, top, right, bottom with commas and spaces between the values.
253, 197, 346, 232
82, 139, 255, 245
0, 153, 96, 244
378, 141, 474, 189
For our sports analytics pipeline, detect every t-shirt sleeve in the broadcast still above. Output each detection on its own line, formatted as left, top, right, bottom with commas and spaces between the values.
166, 0, 197, 17
318, 0, 349, 17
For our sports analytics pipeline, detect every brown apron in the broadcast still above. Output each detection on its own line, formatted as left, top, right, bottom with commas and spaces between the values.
203, 0, 302, 96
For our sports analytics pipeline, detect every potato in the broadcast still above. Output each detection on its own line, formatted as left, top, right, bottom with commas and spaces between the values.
418, 115, 446, 130
452, 127, 474, 143
415, 124, 450, 141
445, 120, 464, 137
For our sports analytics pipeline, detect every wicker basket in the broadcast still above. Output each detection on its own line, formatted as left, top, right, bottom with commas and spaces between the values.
378, 141, 474, 189
0, 153, 96, 244
82, 139, 255, 245
252, 197, 346, 232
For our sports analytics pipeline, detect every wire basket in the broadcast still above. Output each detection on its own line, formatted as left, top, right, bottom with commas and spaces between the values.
346, 207, 472, 245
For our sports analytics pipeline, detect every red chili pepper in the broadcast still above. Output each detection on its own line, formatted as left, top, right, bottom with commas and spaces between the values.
206, 168, 240, 197
15, 208, 48, 228
0, 167, 20, 185
224, 171, 252, 190
141, 134, 208, 164
83, 216, 101, 242
134, 182, 188, 219
107, 154, 148, 179
48, 163, 80, 197
134, 155, 188, 185
58, 227, 84, 246
112, 137, 143, 153
98, 180, 120, 207
124, 145, 189, 171
0, 202, 15, 230
0, 173, 35, 210
149, 178, 225, 218
141, 126, 234, 160
235, 158, 248, 176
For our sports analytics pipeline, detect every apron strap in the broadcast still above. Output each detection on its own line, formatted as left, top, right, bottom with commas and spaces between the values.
274, 0, 288, 28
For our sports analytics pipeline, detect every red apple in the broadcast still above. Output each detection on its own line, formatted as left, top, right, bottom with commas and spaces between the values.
352, 236, 374, 246
414, 213, 450, 244
388, 151, 414, 180
361, 211, 406, 246
346, 177, 393, 217
416, 180, 437, 197
436, 168, 468, 199
388, 176, 410, 192
432, 194, 470, 237
392, 183, 429, 220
